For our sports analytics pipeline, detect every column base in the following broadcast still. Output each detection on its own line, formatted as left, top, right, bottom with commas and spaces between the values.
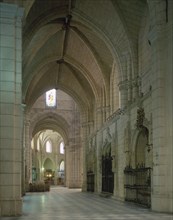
82, 181, 87, 192
0, 199, 22, 217
151, 194, 173, 213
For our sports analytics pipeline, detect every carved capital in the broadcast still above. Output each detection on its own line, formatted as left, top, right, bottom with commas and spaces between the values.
118, 80, 129, 91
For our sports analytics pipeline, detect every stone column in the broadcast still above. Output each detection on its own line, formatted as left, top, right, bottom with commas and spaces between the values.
66, 107, 82, 188
165, 3, 173, 213
65, 144, 70, 187
148, 0, 173, 213
132, 78, 139, 102
96, 107, 103, 130
118, 80, 128, 108
64, 144, 67, 186
24, 115, 31, 186
66, 143, 76, 188
21, 105, 26, 196
126, 54, 132, 103
66, 136, 82, 188
0, 3, 23, 216
88, 121, 94, 135
112, 123, 118, 197
96, 131, 103, 194
104, 106, 110, 120
81, 123, 88, 191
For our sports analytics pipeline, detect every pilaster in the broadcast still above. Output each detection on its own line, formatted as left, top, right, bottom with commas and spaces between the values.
24, 114, 31, 186
0, 2, 24, 216
81, 122, 89, 191
148, 0, 173, 212
118, 80, 128, 108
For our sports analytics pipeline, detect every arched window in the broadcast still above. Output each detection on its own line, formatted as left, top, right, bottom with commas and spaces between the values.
37, 138, 40, 151
135, 129, 148, 167
46, 140, 52, 153
46, 89, 56, 107
60, 142, 64, 154
60, 160, 64, 171
31, 139, 34, 149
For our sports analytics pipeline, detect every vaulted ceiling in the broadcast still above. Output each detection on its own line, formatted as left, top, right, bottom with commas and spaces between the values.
7, 0, 147, 115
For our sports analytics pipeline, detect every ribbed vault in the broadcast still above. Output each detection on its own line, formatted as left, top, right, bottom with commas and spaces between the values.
31, 112, 69, 143
23, 0, 114, 116
22, 0, 148, 123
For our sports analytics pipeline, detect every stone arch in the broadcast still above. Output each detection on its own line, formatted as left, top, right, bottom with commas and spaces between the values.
30, 112, 69, 145
43, 157, 56, 184
135, 128, 149, 167
22, 0, 135, 124
110, 60, 120, 113
23, 60, 97, 125
43, 157, 55, 170
131, 126, 149, 168
102, 142, 111, 157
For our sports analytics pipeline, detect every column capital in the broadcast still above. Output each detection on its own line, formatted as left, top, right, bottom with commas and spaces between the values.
118, 80, 129, 91
82, 121, 94, 128
24, 119, 30, 126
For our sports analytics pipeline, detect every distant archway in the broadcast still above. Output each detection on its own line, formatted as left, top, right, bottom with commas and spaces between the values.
43, 158, 55, 184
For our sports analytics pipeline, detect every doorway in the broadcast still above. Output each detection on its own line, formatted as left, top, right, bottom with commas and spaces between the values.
102, 144, 114, 194
124, 128, 151, 207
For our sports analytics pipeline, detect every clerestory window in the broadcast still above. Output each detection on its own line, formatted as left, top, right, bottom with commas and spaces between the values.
46, 89, 56, 107
46, 140, 52, 153
60, 142, 64, 154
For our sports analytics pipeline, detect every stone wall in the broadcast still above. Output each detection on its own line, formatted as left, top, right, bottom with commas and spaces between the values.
84, 0, 173, 213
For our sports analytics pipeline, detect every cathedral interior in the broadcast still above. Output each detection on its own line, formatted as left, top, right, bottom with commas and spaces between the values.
0, 0, 173, 217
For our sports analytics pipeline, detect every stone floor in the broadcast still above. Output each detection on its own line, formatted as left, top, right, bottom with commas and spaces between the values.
1, 186, 173, 220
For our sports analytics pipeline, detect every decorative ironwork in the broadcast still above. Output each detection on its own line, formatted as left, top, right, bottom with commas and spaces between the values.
107, 108, 125, 121
124, 165, 151, 208
136, 107, 145, 129
102, 151, 114, 194
146, 143, 153, 153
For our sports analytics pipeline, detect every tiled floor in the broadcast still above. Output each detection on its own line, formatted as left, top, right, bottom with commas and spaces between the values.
1, 186, 173, 220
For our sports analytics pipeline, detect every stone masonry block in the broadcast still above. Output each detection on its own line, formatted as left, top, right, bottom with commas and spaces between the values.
0, 59, 15, 71
0, 35, 15, 47
0, 71, 15, 81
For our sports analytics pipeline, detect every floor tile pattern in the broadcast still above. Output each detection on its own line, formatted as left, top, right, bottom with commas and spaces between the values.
1, 186, 173, 220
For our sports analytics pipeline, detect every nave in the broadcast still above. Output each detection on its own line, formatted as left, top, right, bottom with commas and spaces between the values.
1, 187, 172, 220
